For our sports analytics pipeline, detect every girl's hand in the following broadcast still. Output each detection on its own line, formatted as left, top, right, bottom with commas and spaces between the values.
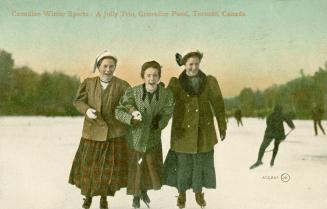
86, 108, 97, 119
132, 110, 142, 121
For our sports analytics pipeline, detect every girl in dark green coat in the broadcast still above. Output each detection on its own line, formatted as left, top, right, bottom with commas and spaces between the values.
163, 50, 227, 209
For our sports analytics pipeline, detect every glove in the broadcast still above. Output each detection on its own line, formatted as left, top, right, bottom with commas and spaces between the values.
131, 117, 141, 127
132, 110, 142, 121
86, 108, 97, 119
220, 129, 226, 141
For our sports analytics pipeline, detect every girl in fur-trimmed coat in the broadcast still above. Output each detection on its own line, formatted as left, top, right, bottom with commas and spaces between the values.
115, 60, 174, 209
163, 50, 227, 209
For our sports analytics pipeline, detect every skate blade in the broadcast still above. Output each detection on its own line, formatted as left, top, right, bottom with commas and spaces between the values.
142, 201, 150, 208
132, 204, 140, 209
249, 163, 262, 170
145, 202, 150, 208
141, 198, 150, 208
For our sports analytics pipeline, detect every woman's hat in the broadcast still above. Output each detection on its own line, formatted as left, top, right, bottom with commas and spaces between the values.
92, 50, 117, 72
175, 49, 203, 66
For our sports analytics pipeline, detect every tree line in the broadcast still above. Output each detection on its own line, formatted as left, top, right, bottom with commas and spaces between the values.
0, 49, 326, 118
225, 66, 327, 119
0, 50, 80, 116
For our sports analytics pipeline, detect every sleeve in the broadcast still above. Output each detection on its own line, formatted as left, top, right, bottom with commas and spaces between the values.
167, 77, 178, 100
158, 89, 175, 130
73, 79, 90, 114
121, 81, 131, 95
320, 107, 324, 115
115, 87, 135, 125
207, 76, 227, 134
284, 115, 295, 129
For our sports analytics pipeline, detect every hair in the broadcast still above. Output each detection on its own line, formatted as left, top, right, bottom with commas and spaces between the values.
274, 104, 283, 113
97, 56, 118, 68
141, 60, 162, 78
182, 51, 203, 65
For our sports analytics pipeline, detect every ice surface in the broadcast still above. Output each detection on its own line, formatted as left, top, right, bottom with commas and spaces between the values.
0, 117, 326, 209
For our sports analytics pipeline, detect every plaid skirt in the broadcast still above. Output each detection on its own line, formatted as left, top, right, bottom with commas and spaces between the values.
127, 144, 163, 196
69, 137, 128, 197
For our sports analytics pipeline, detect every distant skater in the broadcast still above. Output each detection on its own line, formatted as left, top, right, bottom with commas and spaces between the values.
312, 104, 325, 136
234, 108, 243, 127
250, 105, 295, 169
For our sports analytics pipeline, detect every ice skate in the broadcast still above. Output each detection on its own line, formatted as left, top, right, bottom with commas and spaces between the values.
82, 197, 92, 209
195, 192, 206, 208
176, 192, 186, 209
100, 196, 108, 209
250, 161, 263, 169
270, 160, 275, 167
140, 191, 150, 208
132, 196, 140, 209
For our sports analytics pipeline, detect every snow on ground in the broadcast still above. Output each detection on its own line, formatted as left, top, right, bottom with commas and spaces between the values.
0, 117, 326, 209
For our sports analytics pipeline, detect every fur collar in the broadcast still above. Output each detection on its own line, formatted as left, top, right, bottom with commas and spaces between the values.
178, 70, 207, 96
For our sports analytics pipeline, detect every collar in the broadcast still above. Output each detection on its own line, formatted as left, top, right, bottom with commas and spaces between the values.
178, 70, 207, 96
142, 83, 160, 101
100, 79, 111, 84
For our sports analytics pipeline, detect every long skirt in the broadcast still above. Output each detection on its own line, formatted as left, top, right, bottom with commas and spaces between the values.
127, 144, 163, 196
69, 137, 128, 197
163, 149, 216, 193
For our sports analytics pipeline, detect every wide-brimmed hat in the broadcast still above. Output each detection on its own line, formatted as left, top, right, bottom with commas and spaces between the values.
175, 49, 203, 66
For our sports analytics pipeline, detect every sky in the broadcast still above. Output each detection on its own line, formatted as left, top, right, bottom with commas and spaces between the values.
0, 0, 326, 97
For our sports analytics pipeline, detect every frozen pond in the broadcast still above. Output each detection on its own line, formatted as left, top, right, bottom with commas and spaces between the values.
0, 117, 326, 209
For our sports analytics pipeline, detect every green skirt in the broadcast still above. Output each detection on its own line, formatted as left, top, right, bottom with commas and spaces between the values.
163, 149, 216, 193
69, 137, 128, 197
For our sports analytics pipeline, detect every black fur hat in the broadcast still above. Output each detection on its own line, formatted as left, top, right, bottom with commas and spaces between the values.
175, 50, 203, 66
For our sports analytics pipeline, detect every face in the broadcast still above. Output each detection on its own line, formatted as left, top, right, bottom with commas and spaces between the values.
185, 56, 200, 76
143, 67, 160, 92
98, 58, 116, 81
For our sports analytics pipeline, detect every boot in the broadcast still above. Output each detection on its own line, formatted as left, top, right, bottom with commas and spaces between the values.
195, 192, 206, 208
100, 196, 108, 209
270, 160, 274, 167
140, 191, 150, 208
249, 161, 263, 169
132, 196, 140, 209
176, 192, 186, 209
82, 196, 92, 209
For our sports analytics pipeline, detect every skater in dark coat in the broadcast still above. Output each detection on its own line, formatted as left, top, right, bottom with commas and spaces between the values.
250, 105, 295, 169
312, 104, 325, 136
234, 108, 243, 127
